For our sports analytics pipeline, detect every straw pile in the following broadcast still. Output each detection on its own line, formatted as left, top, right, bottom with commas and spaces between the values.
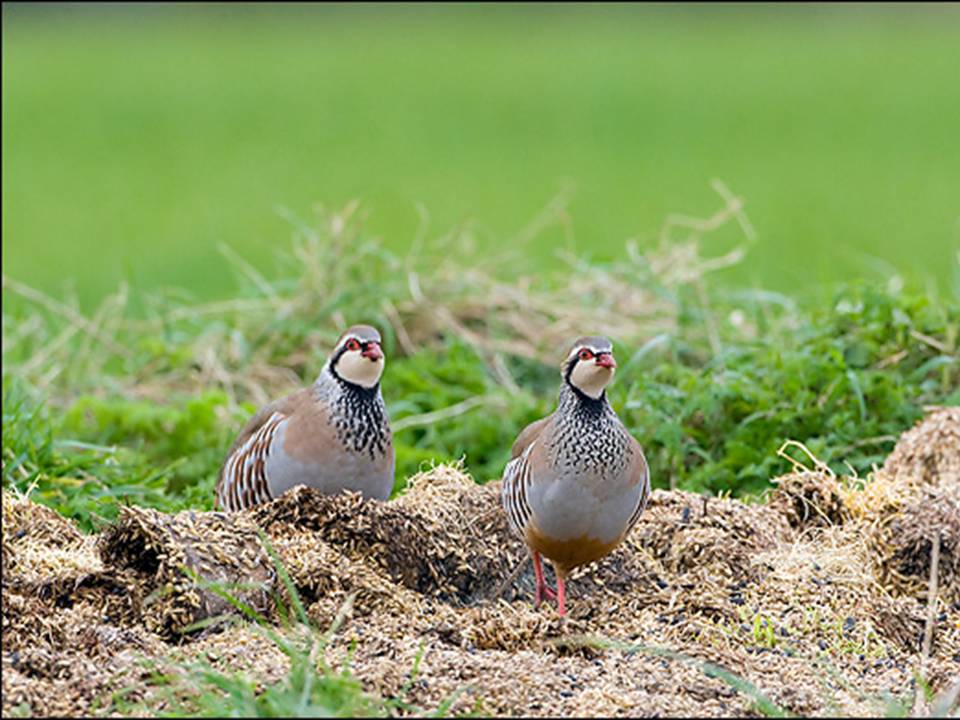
3, 409, 959, 717
99, 506, 276, 636
859, 406, 960, 606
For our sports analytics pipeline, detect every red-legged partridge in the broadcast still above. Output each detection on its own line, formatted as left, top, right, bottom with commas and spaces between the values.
501, 336, 650, 616
215, 325, 394, 511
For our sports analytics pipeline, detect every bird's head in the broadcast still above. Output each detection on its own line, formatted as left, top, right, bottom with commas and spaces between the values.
330, 324, 385, 389
562, 335, 617, 400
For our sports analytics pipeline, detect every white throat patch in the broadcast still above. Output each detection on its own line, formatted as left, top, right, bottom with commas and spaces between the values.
336, 350, 384, 389
570, 359, 614, 399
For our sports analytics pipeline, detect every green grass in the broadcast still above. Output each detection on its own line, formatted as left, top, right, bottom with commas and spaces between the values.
4, 4, 960, 309
1, 373, 192, 530
3, 205, 957, 531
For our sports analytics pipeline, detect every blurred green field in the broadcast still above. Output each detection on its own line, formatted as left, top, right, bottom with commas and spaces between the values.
4, 4, 960, 309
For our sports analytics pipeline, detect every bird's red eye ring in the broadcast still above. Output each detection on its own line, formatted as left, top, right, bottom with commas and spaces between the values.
578, 348, 594, 361
345, 338, 361, 352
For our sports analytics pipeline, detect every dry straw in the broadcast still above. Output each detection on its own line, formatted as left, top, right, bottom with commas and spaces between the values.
2, 181, 763, 415
3, 408, 959, 716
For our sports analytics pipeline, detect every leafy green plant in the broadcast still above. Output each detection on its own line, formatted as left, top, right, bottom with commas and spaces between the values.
620, 282, 958, 494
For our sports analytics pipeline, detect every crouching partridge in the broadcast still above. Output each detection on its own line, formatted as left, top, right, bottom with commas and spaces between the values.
215, 324, 395, 511
501, 336, 650, 616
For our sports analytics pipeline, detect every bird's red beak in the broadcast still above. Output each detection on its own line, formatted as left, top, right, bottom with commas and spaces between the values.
596, 352, 617, 369
362, 342, 383, 361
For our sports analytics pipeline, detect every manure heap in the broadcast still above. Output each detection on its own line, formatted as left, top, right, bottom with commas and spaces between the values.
3, 408, 959, 716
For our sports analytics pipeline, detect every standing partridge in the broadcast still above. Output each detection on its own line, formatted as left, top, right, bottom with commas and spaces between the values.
215, 324, 394, 511
501, 336, 650, 616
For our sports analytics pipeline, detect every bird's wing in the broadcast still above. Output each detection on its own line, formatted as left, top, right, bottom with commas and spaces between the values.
501, 442, 536, 536
623, 435, 651, 535
501, 414, 554, 535
509, 413, 553, 459
215, 390, 307, 511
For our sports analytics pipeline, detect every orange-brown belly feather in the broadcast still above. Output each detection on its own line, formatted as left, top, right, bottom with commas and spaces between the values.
525, 524, 624, 578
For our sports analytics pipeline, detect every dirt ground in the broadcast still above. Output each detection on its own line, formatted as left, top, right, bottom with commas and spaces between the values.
3, 407, 959, 717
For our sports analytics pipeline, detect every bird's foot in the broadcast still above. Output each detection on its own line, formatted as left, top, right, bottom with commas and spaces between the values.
534, 582, 557, 608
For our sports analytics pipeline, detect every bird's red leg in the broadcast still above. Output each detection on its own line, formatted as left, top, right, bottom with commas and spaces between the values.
556, 573, 566, 617
532, 550, 556, 607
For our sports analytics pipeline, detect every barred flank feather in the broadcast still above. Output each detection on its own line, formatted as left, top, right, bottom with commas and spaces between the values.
626, 462, 651, 535
501, 445, 535, 535
215, 412, 285, 511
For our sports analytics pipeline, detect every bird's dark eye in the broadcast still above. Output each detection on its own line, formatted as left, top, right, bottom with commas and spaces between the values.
578, 348, 594, 361
345, 339, 361, 351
